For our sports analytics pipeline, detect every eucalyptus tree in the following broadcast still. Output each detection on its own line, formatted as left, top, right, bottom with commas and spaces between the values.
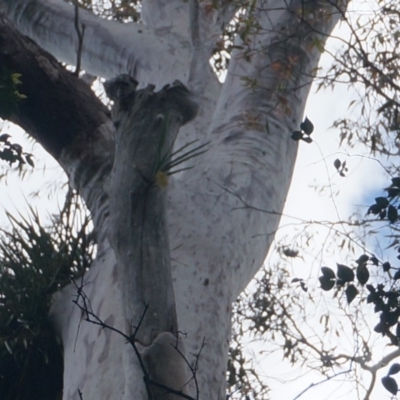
0, 1, 348, 399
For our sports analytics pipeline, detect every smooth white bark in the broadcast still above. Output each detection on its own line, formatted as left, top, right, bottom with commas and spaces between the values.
2, 0, 348, 399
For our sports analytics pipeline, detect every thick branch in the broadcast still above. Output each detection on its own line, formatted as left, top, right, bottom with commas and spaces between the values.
0, 16, 113, 239
197, 0, 350, 296
211, 0, 348, 144
0, 16, 108, 157
105, 76, 197, 398
1, 0, 190, 84
2, 0, 222, 157
105, 75, 197, 345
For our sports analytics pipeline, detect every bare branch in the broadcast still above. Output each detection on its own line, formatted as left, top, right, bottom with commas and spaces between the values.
72, 280, 199, 400
73, 0, 86, 76
293, 366, 354, 400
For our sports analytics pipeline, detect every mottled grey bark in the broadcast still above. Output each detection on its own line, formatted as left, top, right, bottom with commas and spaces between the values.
105, 75, 197, 398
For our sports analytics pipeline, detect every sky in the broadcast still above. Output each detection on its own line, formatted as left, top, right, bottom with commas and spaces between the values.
253, 82, 393, 400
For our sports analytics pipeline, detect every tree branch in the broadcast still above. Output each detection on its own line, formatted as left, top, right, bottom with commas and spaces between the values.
2, 0, 189, 84
73, 0, 86, 76
0, 16, 109, 158
0, 15, 113, 239
106, 76, 197, 344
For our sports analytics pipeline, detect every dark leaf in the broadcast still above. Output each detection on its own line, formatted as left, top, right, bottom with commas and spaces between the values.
367, 292, 377, 304
392, 177, 400, 188
356, 254, 369, 265
302, 136, 312, 144
283, 248, 299, 257
370, 256, 379, 266
380, 209, 387, 220
321, 266, 335, 279
386, 311, 399, 327
388, 205, 398, 223
291, 278, 301, 283
0, 133, 10, 142
300, 117, 314, 135
10, 143, 22, 154
345, 284, 358, 304
382, 376, 398, 395
368, 204, 381, 215
25, 155, 35, 168
396, 323, 400, 339
291, 131, 303, 141
375, 197, 389, 208
333, 159, 341, 170
387, 290, 399, 300
375, 303, 385, 313
366, 284, 376, 293
337, 264, 354, 282
383, 262, 391, 272
394, 270, 400, 280
390, 334, 399, 346
374, 321, 386, 334
319, 275, 335, 291
386, 188, 400, 198
356, 265, 369, 285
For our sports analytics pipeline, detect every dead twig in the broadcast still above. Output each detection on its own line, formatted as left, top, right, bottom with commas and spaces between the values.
73, 0, 86, 76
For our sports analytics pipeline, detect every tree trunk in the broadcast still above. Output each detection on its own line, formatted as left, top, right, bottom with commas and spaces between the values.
0, 0, 348, 398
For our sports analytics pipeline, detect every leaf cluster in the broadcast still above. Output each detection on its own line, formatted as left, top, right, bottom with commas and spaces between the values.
319, 176, 400, 376
367, 177, 400, 222
0, 69, 26, 120
0, 133, 34, 170
332, 158, 348, 177
382, 363, 400, 395
291, 117, 314, 144
319, 254, 400, 347
319, 262, 362, 304
0, 195, 95, 399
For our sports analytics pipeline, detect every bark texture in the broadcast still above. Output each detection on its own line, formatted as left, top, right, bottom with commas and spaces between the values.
105, 75, 197, 398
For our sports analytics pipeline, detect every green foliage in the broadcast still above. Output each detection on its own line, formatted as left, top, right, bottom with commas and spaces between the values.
0, 133, 34, 170
0, 69, 33, 172
0, 194, 95, 399
0, 69, 26, 120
